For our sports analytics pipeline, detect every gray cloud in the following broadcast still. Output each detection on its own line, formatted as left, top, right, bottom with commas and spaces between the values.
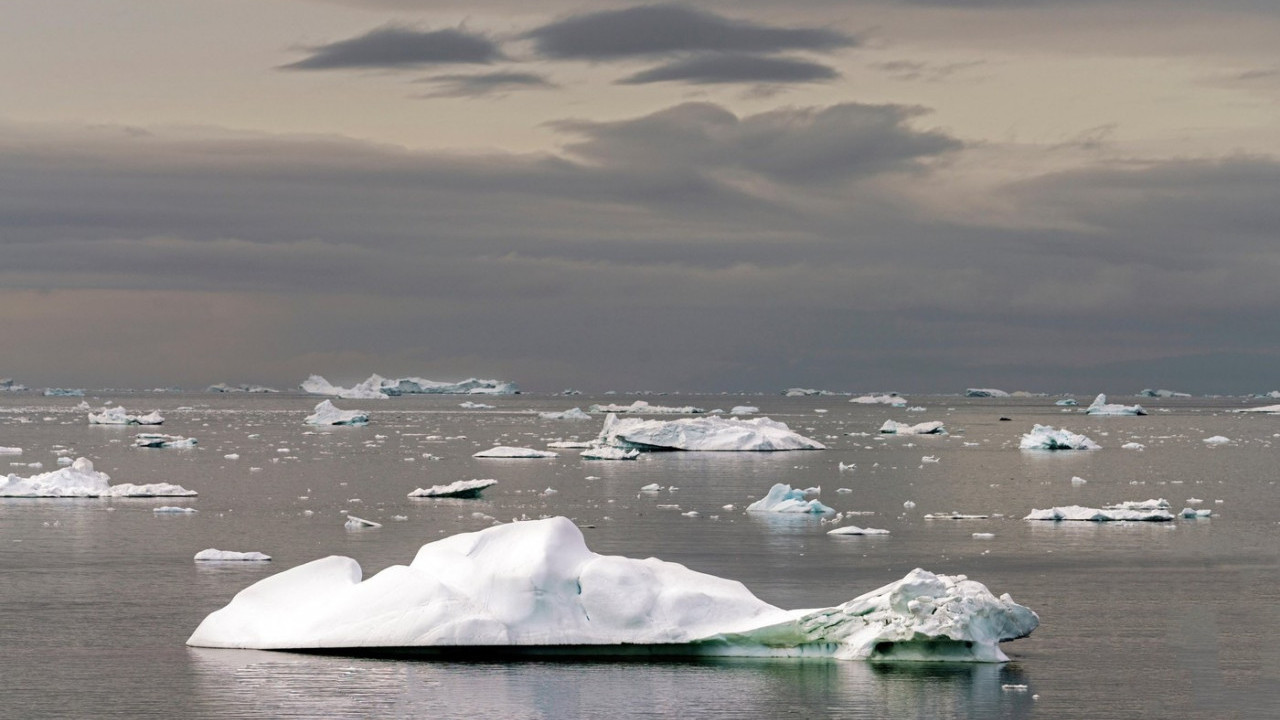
282, 25, 500, 70
619, 53, 839, 85
525, 4, 856, 60
415, 71, 558, 98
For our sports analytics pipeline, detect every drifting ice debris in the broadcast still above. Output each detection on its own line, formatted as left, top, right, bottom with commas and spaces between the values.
587, 400, 705, 414
879, 420, 946, 435
408, 479, 497, 499
597, 414, 825, 452
783, 388, 830, 396
304, 400, 369, 426
134, 433, 197, 449
1181, 508, 1212, 518
827, 525, 889, 536
459, 401, 494, 410
344, 515, 381, 530
729, 406, 759, 415
1054, 398, 1079, 406
580, 446, 640, 461
0, 447, 21, 455
1121, 442, 1145, 450
1019, 425, 1101, 451
195, 549, 271, 562
850, 394, 907, 407
473, 446, 559, 459
1085, 394, 1147, 416
207, 383, 279, 393
0, 378, 28, 392
1202, 436, 1231, 445
1024, 503, 1174, 522
186, 517, 1037, 661
966, 388, 1010, 398
925, 512, 990, 520
540, 408, 591, 421
302, 374, 518, 399
1237, 404, 1280, 414
546, 440, 593, 449
88, 407, 164, 425
0, 458, 196, 497
1071, 476, 1088, 486
154, 506, 198, 514
43, 388, 85, 397
746, 483, 834, 514
1139, 389, 1190, 398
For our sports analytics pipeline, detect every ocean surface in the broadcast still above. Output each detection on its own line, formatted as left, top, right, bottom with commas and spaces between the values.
2, 391, 1277, 719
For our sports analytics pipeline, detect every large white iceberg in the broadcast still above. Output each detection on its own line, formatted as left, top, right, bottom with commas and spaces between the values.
746, 484, 834, 514
1085, 394, 1147, 416
1024, 504, 1174, 522
588, 400, 705, 414
88, 407, 165, 425
187, 517, 1037, 661
304, 400, 369, 426
850, 394, 906, 407
879, 420, 946, 435
597, 414, 824, 452
302, 374, 518, 399
1019, 425, 1101, 451
473, 446, 558, 459
300, 375, 389, 400
0, 458, 197, 497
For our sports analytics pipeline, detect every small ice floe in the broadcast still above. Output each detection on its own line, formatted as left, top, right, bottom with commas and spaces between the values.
729, 406, 759, 415
1071, 476, 1088, 486
1181, 507, 1212, 518
473, 446, 558, 459
1140, 388, 1190, 398
1001, 684, 1029, 692
850, 394, 907, 407
1019, 425, 1101, 451
44, 388, 85, 397
921, 456, 940, 464
903, 500, 917, 509
134, 433, 197, 449
639, 483, 662, 493
540, 408, 592, 421
580, 446, 640, 461
972, 533, 995, 539
408, 479, 497, 499
1024, 500, 1174, 522
88, 407, 164, 425
838, 462, 856, 472
965, 388, 1009, 398
879, 420, 946, 435
597, 414, 824, 452
1121, 442, 1145, 451
0, 458, 196, 498
836, 487, 853, 493
344, 515, 381, 530
304, 400, 369, 426
1085, 394, 1146, 416
0, 447, 21, 455
827, 525, 889, 536
924, 512, 990, 520
543, 488, 558, 496
223, 453, 240, 460
745, 483, 834, 514
1054, 398, 1078, 406
1236, 404, 1280, 414
459, 401, 494, 410
154, 506, 197, 514
1202, 436, 1231, 445
194, 549, 271, 562
681, 511, 699, 518
57, 456, 73, 466
588, 400, 705, 414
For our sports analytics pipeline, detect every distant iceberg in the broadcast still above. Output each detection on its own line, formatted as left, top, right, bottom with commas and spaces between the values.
1237, 404, 1280, 414
540, 408, 592, 421
409, 479, 497, 499
1054, 398, 1078, 406
0, 458, 196, 497
0, 378, 28, 392
473, 446, 558, 459
850, 394, 906, 407
746, 484, 834, 514
43, 388, 85, 397
783, 388, 832, 396
134, 433, 197, 449
1024, 503, 1174, 522
302, 374, 517, 399
207, 383, 278, 393
966, 389, 1010, 398
587, 400, 705, 414
195, 549, 271, 562
0, 447, 22, 455
729, 406, 759, 415
827, 525, 890, 536
879, 420, 946, 435
597, 414, 824, 452
1019, 425, 1101, 450
300, 374, 389, 400
1139, 389, 1190, 398
304, 400, 369, 426
1085, 394, 1146, 416
88, 407, 164, 425
187, 517, 1037, 662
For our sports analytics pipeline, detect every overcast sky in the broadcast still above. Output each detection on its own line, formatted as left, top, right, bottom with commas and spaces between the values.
2, 0, 1278, 393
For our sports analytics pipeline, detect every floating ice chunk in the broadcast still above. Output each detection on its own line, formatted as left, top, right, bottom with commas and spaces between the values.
827, 525, 889, 536
195, 549, 271, 562
1024, 504, 1174, 522
925, 512, 990, 520
1121, 442, 1145, 450
921, 456, 940, 464
783, 388, 829, 396
965, 388, 1009, 398
43, 388, 85, 397
134, 433, 197, 449
1139, 388, 1190, 398
879, 420, 946, 435
224, 453, 240, 460
300, 374, 388, 400
903, 500, 916, 509
88, 407, 164, 425
1019, 425, 1101, 451
344, 515, 381, 530
0, 458, 196, 497
580, 446, 640, 461
304, 400, 369, 426
972, 533, 995, 539
382, 376, 517, 396
1085, 394, 1146, 416
729, 406, 759, 415
1202, 436, 1231, 445
408, 479, 497, 499
850, 394, 907, 407
746, 483, 834, 514
206, 383, 279, 393
1180, 508, 1212, 518
154, 506, 198, 514
639, 483, 662, 493
598, 414, 824, 452
473, 446, 558, 459
1104, 498, 1170, 511
459, 401, 494, 410
546, 440, 593, 449
588, 400, 705, 414
1054, 398, 1078, 406
1237, 404, 1280, 414
0, 447, 21, 455
540, 408, 591, 421
1071, 476, 1088, 486
186, 517, 1037, 661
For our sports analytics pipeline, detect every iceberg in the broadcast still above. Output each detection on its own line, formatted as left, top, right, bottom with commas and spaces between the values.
207, 383, 278, 393
878, 420, 946, 435
540, 408, 592, 421
1237, 404, 1280, 414
1054, 398, 1078, 406
344, 515, 381, 530
300, 374, 388, 400
1139, 389, 1190, 398
0, 378, 28, 392
850, 394, 907, 407
966, 388, 1010, 398
729, 406, 759, 415
1202, 436, 1231, 445
827, 525, 889, 536
783, 388, 831, 396
588, 400, 705, 414
0, 458, 196, 497
746, 483, 834, 514
473, 447, 558, 459
408, 479, 497, 499
1024, 504, 1174, 522
597, 414, 824, 452
459, 401, 494, 410
1085, 394, 1146, 416
154, 506, 198, 513
579, 446, 640, 461
88, 407, 164, 425
0, 447, 21, 455
187, 517, 1037, 662
302, 374, 518, 398
304, 400, 369, 426
196, 549, 272, 562
134, 433, 197, 449
1019, 425, 1101, 451
43, 388, 85, 397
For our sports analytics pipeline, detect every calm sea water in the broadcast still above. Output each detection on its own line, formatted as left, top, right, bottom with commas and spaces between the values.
2, 392, 1277, 719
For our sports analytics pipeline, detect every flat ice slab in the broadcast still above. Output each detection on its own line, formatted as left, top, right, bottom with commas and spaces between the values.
196, 549, 272, 562
1237, 404, 1280, 413
88, 407, 164, 425
409, 479, 497, 499
0, 458, 197, 497
1019, 424, 1101, 450
598, 414, 825, 452
1024, 504, 1174, 522
473, 447, 558, 459
879, 420, 946, 435
850, 394, 907, 406
580, 446, 640, 461
827, 525, 889, 536
134, 433, 197, 448
1085, 394, 1147, 416
746, 483, 834, 514
539, 408, 592, 421
588, 400, 705, 414
187, 517, 1037, 661
304, 400, 369, 426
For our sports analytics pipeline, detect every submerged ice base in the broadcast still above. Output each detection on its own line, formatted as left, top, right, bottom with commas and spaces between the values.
188, 517, 1036, 662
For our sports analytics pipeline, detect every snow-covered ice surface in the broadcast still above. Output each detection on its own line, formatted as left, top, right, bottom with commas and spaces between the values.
966, 388, 1010, 397
0, 458, 196, 497
1019, 425, 1101, 450
88, 407, 164, 425
134, 433, 198, 448
827, 525, 890, 536
850, 394, 907, 406
1024, 505, 1175, 522
587, 400, 705, 414
195, 549, 271, 562
473, 446, 559, 459
746, 484, 834, 514
597, 414, 824, 451
1085, 394, 1147, 416
879, 420, 946, 435
408, 479, 497, 499
579, 446, 640, 461
302, 374, 516, 399
304, 400, 369, 426
187, 517, 1036, 661
300, 374, 389, 400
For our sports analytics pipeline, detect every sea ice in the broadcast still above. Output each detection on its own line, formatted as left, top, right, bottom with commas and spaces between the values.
1121, 442, 1145, 450
540, 408, 592, 421
1139, 389, 1190, 398
746, 484, 834, 514
1054, 398, 1079, 406
207, 383, 279, 393
408, 479, 498, 499
1237, 404, 1280, 414
1181, 508, 1212, 518
88, 407, 165, 425
43, 388, 85, 397
1019, 425, 1101, 451
134, 433, 197, 449
827, 525, 889, 536
195, 549, 272, 562
0, 458, 196, 497
473, 447, 559, 459
0, 447, 21, 455
300, 374, 389, 400
879, 420, 946, 435
1023, 505, 1174, 522
344, 515, 381, 529
187, 517, 1037, 661
588, 400, 705, 414
850, 394, 907, 407
154, 506, 198, 513
459, 401, 494, 410
966, 389, 1010, 398
729, 406, 759, 415
580, 446, 640, 461
1085, 394, 1147, 416
597, 414, 824, 452
1202, 436, 1231, 445
304, 400, 369, 426
382, 377, 517, 396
